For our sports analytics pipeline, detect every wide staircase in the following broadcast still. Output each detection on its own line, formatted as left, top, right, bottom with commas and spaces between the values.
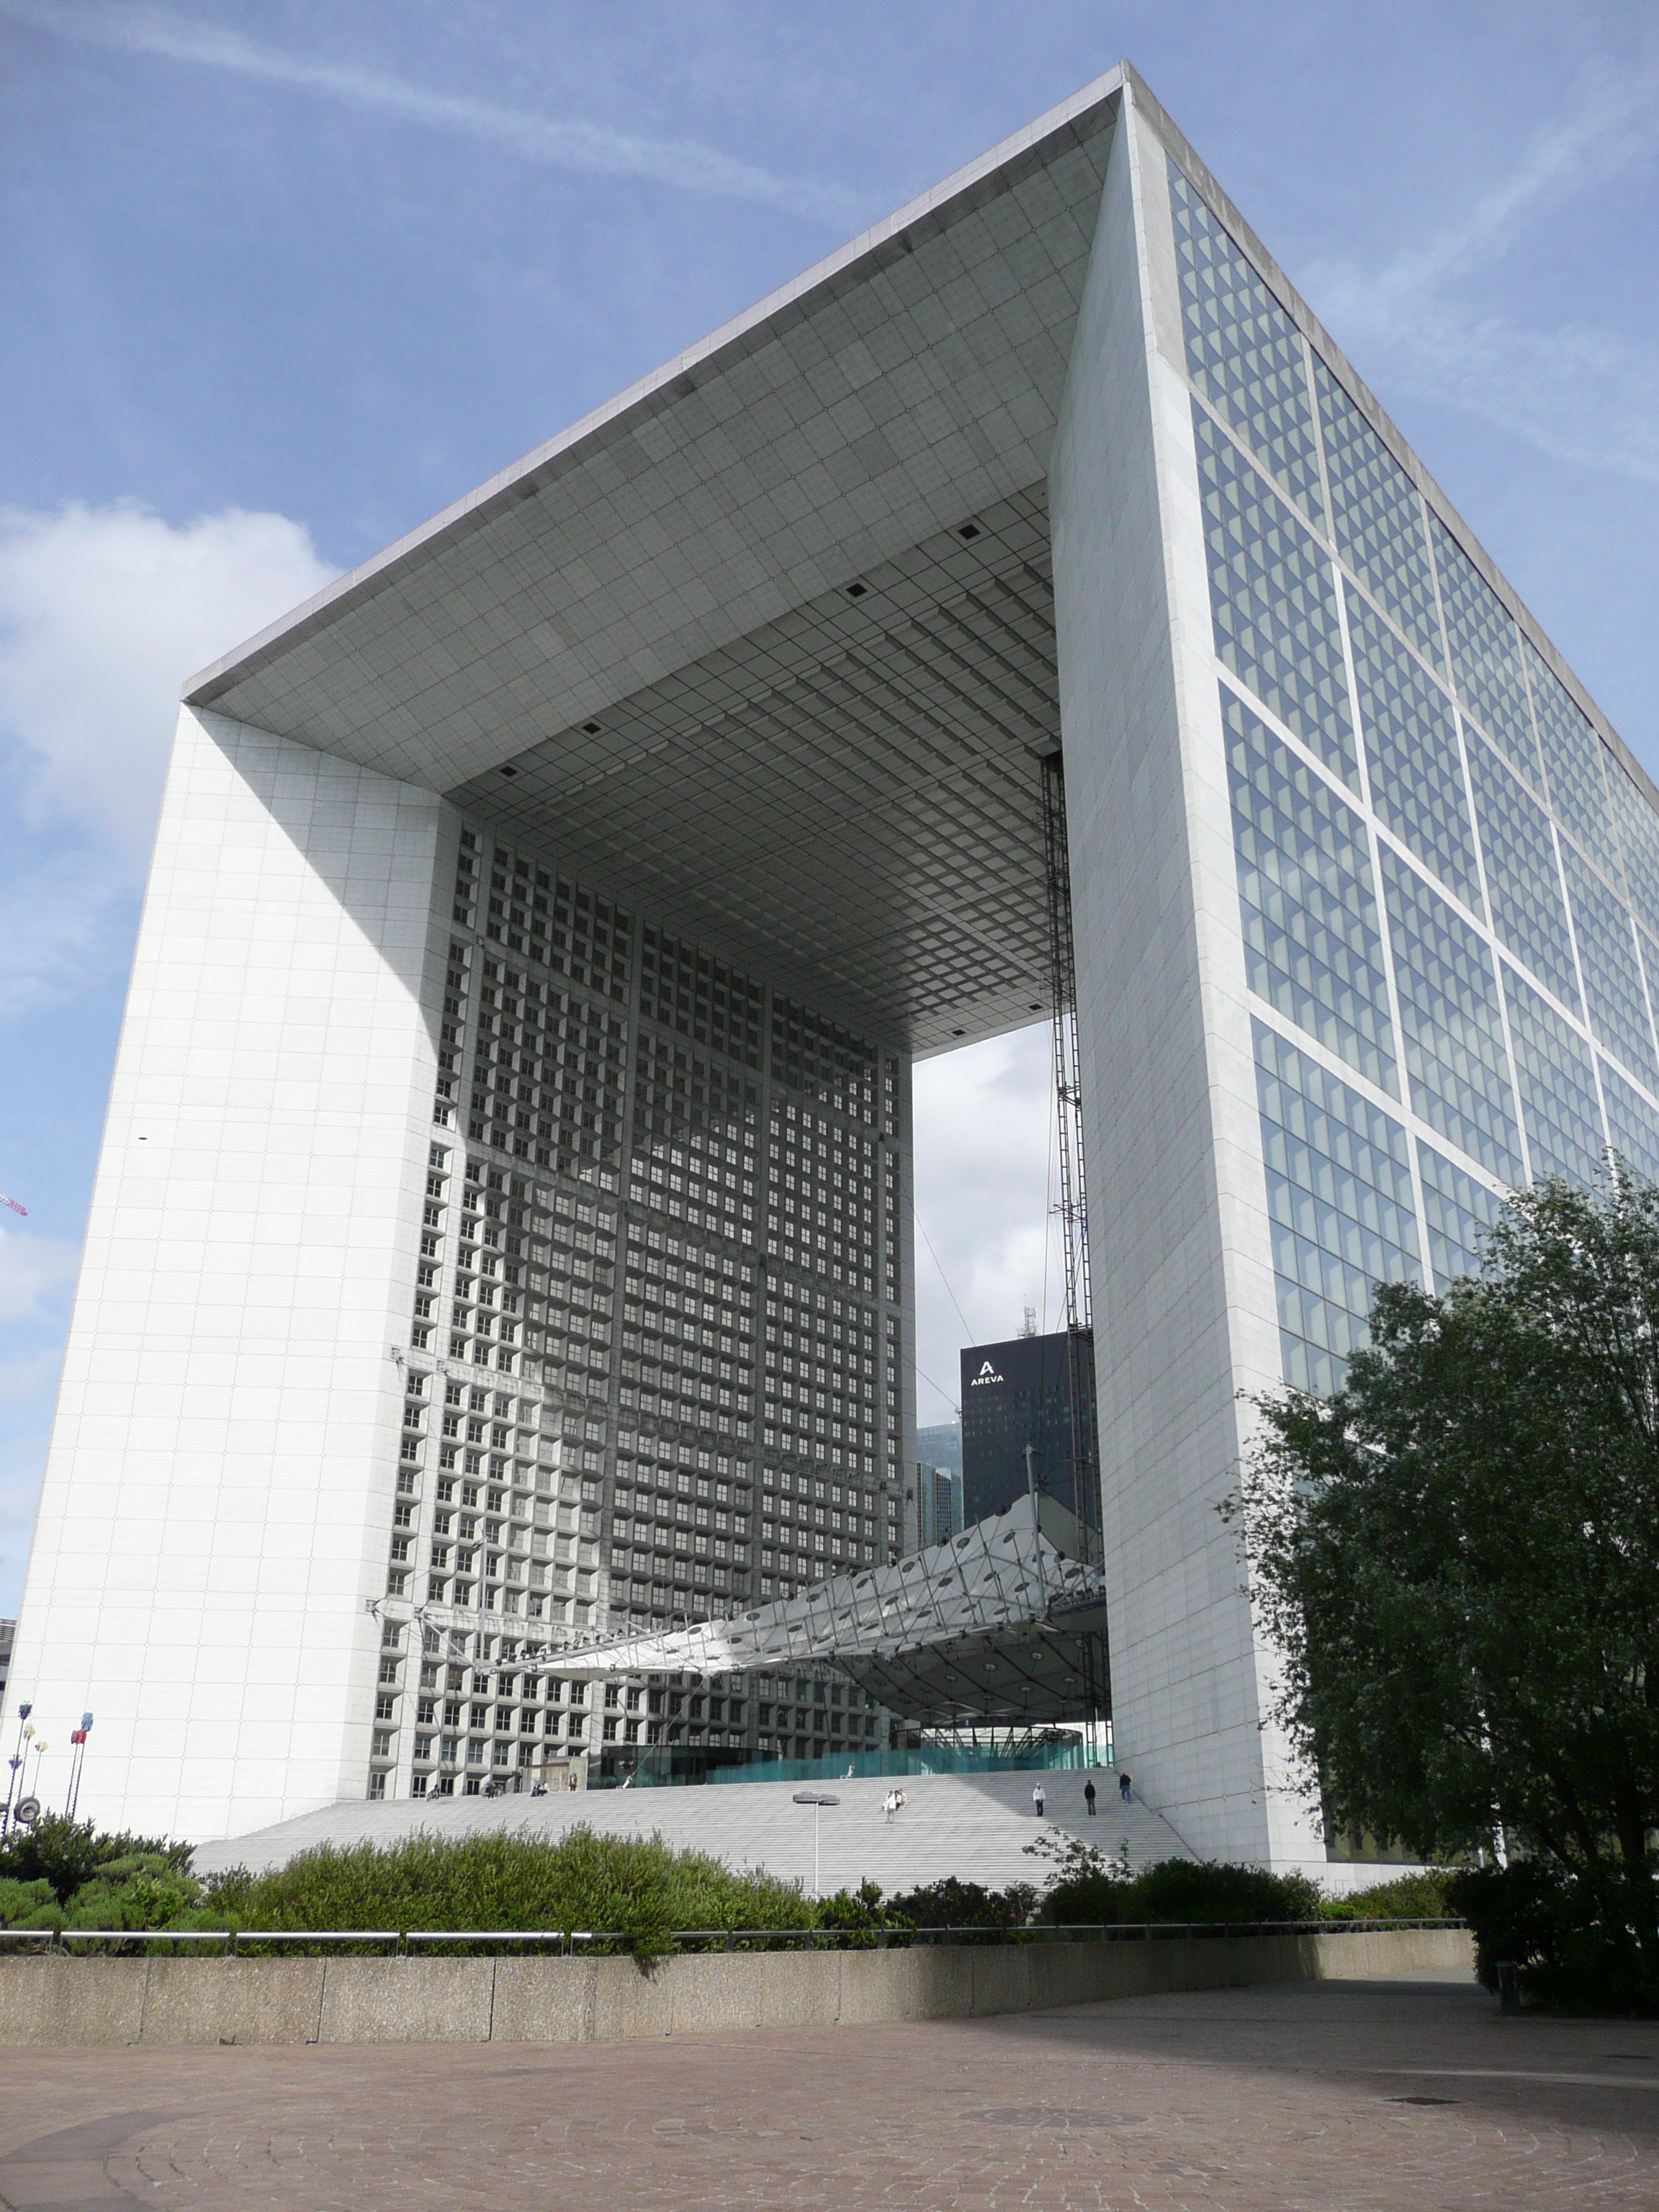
192, 1766, 1191, 1897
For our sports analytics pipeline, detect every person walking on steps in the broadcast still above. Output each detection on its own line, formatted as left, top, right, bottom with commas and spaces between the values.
1119, 1770, 1132, 1805
1033, 1781, 1046, 1818
1084, 1778, 1097, 1816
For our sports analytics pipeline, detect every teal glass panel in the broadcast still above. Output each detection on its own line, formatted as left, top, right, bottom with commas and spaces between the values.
1601, 1061, 1659, 1186
1381, 844, 1522, 1182
1349, 595, 1480, 910
1562, 846, 1658, 1088
1196, 404, 1357, 788
1526, 639, 1619, 885
1169, 158, 1325, 530
1313, 359, 1442, 669
1416, 1139, 1503, 1289
1501, 964, 1603, 1187
1226, 688, 1397, 1094
1465, 737, 1578, 1011
1254, 1017, 1420, 1397
1429, 516, 1541, 786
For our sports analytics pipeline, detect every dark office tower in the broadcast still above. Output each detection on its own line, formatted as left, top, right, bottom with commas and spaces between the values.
960, 1332, 1094, 1527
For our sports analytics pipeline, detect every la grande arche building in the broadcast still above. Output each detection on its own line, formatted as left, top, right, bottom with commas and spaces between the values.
14, 63, 1658, 1869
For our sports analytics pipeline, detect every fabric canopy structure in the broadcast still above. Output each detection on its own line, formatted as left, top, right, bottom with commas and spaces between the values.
528, 1497, 1110, 1726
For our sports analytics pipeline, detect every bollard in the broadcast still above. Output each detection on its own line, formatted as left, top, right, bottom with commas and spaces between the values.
1496, 1961, 1521, 2015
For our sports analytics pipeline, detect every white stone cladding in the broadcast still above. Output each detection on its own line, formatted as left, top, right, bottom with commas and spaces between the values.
9, 711, 448, 1840
1051, 96, 1321, 1866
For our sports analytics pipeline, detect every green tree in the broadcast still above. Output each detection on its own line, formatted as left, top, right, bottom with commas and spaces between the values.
1235, 1173, 1659, 2006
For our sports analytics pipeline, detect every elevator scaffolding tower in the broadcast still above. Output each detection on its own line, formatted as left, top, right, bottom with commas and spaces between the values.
1040, 750, 1107, 1721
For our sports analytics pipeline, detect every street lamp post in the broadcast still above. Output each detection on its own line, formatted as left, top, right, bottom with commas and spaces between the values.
1, 1702, 32, 1836
793, 1789, 840, 1899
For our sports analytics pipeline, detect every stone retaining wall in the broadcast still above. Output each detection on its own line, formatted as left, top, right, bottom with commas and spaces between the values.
0, 1928, 1474, 2048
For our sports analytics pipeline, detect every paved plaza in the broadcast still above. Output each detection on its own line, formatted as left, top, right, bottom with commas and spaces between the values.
3, 1975, 1658, 2210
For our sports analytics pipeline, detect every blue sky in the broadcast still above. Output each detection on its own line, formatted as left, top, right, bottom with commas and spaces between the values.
2, 0, 1657, 1614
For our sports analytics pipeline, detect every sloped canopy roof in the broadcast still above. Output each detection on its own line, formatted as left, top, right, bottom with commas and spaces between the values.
184, 73, 1125, 1053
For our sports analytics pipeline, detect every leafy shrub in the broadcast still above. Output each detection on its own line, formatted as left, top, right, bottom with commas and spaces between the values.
196, 1825, 814, 1960
884, 1876, 1034, 1930
1451, 1862, 1659, 2015
812, 1878, 912, 1945
0, 1815, 192, 1905
1025, 1833, 1323, 1926
0, 1876, 60, 1930
1321, 1869, 1457, 1921
60, 1854, 203, 1932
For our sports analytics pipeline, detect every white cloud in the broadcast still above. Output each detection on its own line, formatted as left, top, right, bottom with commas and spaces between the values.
0, 1348, 64, 1408
10, 2, 860, 227
1302, 69, 1659, 484
912, 1025, 1061, 1429
0, 500, 335, 863
0, 1224, 81, 1324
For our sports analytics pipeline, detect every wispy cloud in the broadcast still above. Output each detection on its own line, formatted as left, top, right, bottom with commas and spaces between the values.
11, 1, 860, 226
1303, 70, 1659, 483
0, 1224, 81, 1325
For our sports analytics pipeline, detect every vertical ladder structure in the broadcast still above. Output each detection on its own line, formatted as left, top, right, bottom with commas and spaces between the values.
1040, 750, 1108, 1725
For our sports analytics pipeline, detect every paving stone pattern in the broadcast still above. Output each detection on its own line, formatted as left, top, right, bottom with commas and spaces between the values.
3, 1977, 1658, 2210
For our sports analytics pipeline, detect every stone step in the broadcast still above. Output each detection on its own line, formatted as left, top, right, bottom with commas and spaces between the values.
192, 1767, 1194, 1902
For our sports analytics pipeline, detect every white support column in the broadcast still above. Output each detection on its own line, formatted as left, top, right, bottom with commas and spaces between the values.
1050, 92, 1324, 1869
9, 708, 452, 1841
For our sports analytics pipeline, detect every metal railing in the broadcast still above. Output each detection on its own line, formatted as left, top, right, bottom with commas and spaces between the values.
0, 1915, 1465, 1956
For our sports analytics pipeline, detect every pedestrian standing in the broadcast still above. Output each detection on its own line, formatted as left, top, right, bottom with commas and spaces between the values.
1084, 1778, 1097, 1816
1033, 1781, 1046, 1818
884, 1788, 898, 1825
1119, 1770, 1132, 1804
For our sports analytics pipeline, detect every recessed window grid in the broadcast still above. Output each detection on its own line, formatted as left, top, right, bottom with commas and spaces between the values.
1168, 159, 1326, 531
1313, 359, 1443, 670
1416, 1139, 1503, 1290
1226, 688, 1397, 1094
1561, 846, 1659, 1089
1526, 640, 1620, 886
1380, 845, 1521, 1183
1195, 403, 1357, 788
642, 932, 764, 1069
1600, 1060, 1659, 1184
1429, 516, 1541, 788
1348, 595, 1480, 910
1465, 737, 1579, 1012
1605, 761, 1659, 948
483, 845, 632, 1004
1501, 965, 1604, 1188
1254, 1019, 1420, 1397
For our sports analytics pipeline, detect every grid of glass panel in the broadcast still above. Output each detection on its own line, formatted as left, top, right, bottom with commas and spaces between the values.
1380, 845, 1522, 1182
1226, 688, 1397, 1093
1429, 514, 1541, 786
1254, 1019, 1421, 1396
1167, 148, 1659, 1390
1314, 361, 1442, 670
1527, 639, 1619, 886
1561, 845, 1658, 1089
1601, 1060, 1659, 1184
1501, 963, 1603, 1187
1464, 736, 1579, 1012
1606, 759, 1659, 948
1416, 1140, 1503, 1290
1195, 404, 1357, 788
1349, 594, 1480, 909
1168, 159, 1325, 531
